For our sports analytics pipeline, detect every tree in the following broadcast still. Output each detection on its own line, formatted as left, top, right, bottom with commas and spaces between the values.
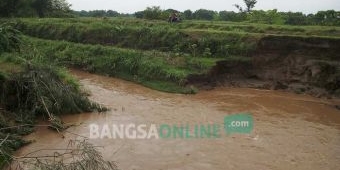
143, 6, 163, 20
50, 0, 71, 12
76, 10, 89, 17
248, 9, 284, 24
234, 0, 257, 13
89, 10, 106, 17
107, 10, 119, 17
314, 10, 340, 25
0, 0, 20, 17
32, 0, 48, 17
32, 0, 71, 17
219, 11, 247, 21
183, 10, 193, 20
193, 9, 217, 20
134, 11, 144, 19
282, 12, 307, 25
16, 0, 36, 17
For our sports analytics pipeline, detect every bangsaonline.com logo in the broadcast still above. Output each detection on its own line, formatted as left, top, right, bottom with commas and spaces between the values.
89, 113, 253, 139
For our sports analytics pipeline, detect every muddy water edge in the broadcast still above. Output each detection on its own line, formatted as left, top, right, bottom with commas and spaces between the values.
15, 69, 340, 170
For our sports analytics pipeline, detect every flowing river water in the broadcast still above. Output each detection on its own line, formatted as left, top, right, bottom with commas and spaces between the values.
15, 70, 340, 170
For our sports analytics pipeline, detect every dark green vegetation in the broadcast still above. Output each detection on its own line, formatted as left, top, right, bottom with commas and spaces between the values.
0, 63, 105, 167
0, 0, 71, 18
0, 22, 21, 53
0, 23, 107, 168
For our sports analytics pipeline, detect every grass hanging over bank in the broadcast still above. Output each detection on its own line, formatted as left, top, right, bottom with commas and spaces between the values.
1, 64, 104, 116
0, 22, 114, 169
0, 60, 107, 167
12, 36, 228, 94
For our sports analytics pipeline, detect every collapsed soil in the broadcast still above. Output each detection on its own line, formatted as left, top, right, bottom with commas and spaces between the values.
188, 36, 340, 99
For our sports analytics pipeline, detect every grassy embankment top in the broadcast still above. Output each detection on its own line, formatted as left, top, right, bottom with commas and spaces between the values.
14, 17, 340, 38
7, 17, 340, 93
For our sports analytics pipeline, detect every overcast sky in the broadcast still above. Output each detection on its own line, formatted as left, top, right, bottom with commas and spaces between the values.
67, 0, 340, 14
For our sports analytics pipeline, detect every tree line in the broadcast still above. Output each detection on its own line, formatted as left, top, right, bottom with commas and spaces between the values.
134, 6, 340, 26
72, 10, 132, 18
132, 0, 340, 26
0, 0, 71, 17
1, 0, 339, 26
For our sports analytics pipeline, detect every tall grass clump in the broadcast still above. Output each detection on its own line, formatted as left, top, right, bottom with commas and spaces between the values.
1, 64, 105, 128
0, 23, 109, 169
0, 63, 107, 167
0, 22, 21, 53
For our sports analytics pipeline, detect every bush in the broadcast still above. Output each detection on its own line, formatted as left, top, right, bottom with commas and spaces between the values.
0, 22, 21, 54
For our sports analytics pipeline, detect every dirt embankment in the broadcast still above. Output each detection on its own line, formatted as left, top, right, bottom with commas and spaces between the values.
188, 36, 340, 98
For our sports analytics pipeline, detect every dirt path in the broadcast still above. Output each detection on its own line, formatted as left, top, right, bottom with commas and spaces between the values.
16, 70, 340, 170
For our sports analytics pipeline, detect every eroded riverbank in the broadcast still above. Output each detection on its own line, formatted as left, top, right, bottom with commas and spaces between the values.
15, 70, 340, 170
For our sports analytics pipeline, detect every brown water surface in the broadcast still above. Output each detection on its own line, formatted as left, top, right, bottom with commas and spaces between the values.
15, 70, 340, 170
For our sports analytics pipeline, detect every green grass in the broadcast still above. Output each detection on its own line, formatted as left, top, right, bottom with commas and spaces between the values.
6, 36, 225, 93
10, 17, 340, 59
116, 72, 196, 94
13, 17, 340, 37
7, 18, 255, 57
2, 17, 339, 93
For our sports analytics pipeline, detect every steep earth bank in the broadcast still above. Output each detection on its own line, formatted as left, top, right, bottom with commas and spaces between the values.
188, 36, 340, 99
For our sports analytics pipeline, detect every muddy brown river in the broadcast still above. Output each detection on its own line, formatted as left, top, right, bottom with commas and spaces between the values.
15, 70, 340, 170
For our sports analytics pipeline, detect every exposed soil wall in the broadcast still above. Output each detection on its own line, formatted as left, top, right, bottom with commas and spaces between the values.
190, 36, 340, 97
